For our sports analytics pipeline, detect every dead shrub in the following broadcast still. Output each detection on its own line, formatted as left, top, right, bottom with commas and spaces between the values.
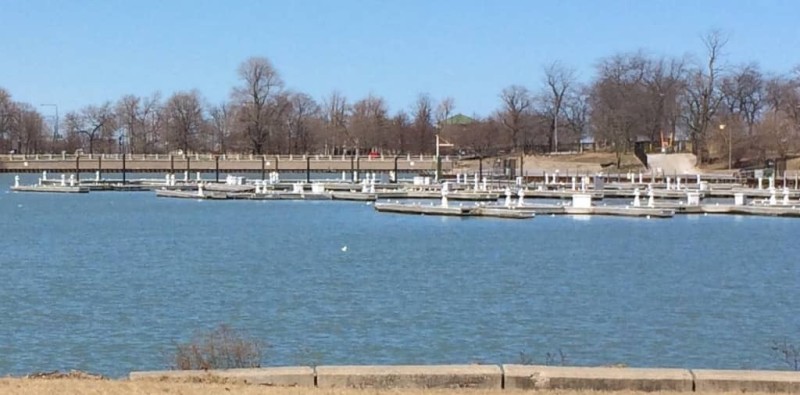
171, 324, 265, 370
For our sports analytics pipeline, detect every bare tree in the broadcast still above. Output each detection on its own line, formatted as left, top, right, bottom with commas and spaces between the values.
720, 64, 764, 135
322, 91, 350, 154
543, 62, 576, 152
590, 53, 649, 167
208, 102, 235, 154
11, 103, 45, 154
435, 97, 455, 128
411, 93, 435, 154
286, 93, 320, 154
350, 94, 388, 153
388, 110, 411, 153
682, 30, 728, 164
0, 88, 17, 152
66, 103, 116, 154
498, 85, 532, 152
116, 95, 145, 153
564, 87, 591, 148
643, 57, 686, 146
232, 57, 284, 154
164, 91, 205, 154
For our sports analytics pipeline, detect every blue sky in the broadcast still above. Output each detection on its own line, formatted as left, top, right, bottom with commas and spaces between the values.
2, 0, 799, 118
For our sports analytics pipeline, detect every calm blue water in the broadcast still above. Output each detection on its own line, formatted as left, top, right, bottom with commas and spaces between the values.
0, 174, 798, 377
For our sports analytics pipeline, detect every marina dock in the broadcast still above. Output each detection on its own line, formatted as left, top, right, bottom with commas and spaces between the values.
8, 168, 800, 220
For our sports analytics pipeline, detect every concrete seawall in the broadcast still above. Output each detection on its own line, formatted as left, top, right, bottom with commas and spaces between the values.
130, 364, 800, 392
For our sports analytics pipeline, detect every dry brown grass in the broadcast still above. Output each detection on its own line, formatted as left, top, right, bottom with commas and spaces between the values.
0, 379, 785, 395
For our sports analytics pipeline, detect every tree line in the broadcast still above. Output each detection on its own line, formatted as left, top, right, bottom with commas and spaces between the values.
1, 31, 798, 167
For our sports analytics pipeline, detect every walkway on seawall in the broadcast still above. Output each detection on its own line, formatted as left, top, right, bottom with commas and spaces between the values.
0, 153, 451, 173
129, 364, 800, 392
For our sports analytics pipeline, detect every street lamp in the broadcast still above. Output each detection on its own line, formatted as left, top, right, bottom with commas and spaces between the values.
40, 103, 59, 147
719, 123, 730, 170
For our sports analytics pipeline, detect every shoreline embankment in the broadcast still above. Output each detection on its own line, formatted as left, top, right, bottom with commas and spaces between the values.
126, 364, 800, 392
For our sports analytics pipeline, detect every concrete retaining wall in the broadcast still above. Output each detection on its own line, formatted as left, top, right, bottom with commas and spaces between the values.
129, 365, 800, 392
316, 365, 501, 389
693, 369, 800, 393
503, 365, 693, 392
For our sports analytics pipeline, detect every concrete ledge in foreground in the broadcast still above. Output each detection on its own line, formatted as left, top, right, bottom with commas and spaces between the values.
502, 365, 694, 392
315, 364, 502, 389
693, 369, 800, 393
129, 366, 315, 386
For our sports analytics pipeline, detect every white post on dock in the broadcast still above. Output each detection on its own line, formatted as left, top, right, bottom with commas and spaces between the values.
633, 188, 641, 207
783, 187, 790, 205
183, 171, 189, 182
696, 174, 701, 187
758, 176, 763, 190
361, 179, 368, 193
769, 187, 777, 206
638, 173, 643, 184
571, 176, 576, 191
38, 177, 42, 186
170, 174, 176, 186
581, 176, 587, 192
197, 182, 204, 197
517, 188, 525, 206
69, 174, 75, 187
369, 179, 376, 194
734, 192, 745, 206
342, 171, 346, 181
504, 187, 512, 208
441, 181, 449, 207
769, 176, 775, 190
42, 171, 47, 181
196, 172, 201, 181
676, 177, 682, 190
165, 174, 170, 185
474, 173, 479, 191
666, 177, 671, 191
353, 171, 358, 182
95, 171, 100, 182
647, 184, 655, 208
552, 171, 558, 185
61, 174, 66, 186
629, 172, 634, 184
516, 176, 522, 186
481, 177, 487, 191
14, 175, 19, 187
686, 192, 700, 206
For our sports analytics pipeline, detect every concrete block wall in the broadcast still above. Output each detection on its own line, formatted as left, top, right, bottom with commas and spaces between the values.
129, 364, 800, 392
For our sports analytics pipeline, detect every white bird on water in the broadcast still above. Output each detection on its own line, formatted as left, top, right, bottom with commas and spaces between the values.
341, 245, 348, 252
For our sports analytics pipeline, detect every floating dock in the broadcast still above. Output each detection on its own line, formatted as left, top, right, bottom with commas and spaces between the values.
10, 185, 89, 193
373, 203, 534, 219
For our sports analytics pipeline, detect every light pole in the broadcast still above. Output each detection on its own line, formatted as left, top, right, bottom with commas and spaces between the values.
719, 123, 730, 170
40, 104, 59, 150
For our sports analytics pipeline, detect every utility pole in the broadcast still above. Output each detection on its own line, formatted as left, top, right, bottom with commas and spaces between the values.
435, 134, 454, 182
